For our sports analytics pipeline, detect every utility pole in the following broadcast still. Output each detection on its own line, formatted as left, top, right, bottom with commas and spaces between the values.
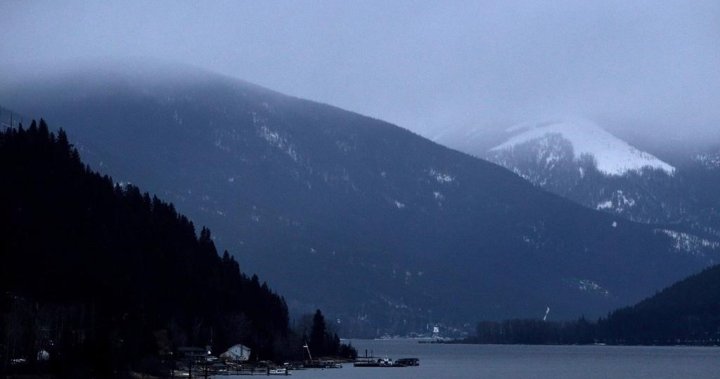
303, 343, 313, 361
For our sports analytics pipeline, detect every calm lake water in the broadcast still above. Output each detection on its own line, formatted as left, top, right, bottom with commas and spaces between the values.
226, 339, 720, 379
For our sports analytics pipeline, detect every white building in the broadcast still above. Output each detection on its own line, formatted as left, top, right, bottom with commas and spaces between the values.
220, 344, 252, 362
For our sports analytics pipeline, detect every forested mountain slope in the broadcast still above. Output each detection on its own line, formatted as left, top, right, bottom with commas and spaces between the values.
0, 121, 291, 375
2, 65, 717, 336
599, 263, 720, 344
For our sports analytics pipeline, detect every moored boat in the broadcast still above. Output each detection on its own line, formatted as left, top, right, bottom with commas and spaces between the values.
268, 367, 292, 375
354, 356, 420, 367
394, 357, 420, 366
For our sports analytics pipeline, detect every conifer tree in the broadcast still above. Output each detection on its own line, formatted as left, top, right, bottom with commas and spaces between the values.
309, 309, 327, 355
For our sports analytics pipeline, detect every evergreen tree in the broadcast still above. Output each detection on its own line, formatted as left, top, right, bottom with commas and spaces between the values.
309, 309, 327, 355
303, 309, 355, 358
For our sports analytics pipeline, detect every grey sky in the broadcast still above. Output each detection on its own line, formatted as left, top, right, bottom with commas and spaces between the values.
2, 0, 719, 142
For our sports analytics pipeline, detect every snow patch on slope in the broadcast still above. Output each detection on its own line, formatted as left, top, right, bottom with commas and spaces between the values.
657, 229, 720, 256
693, 152, 720, 170
577, 279, 610, 297
428, 168, 455, 183
490, 119, 675, 176
253, 112, 299, 162
596, 190, 636, 212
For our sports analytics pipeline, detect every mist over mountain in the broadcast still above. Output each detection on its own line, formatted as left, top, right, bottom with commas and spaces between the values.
2, 64, 718, 336
4, 1, 720, 146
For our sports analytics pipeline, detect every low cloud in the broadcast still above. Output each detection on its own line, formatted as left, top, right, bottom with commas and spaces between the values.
2, 1, 719, 144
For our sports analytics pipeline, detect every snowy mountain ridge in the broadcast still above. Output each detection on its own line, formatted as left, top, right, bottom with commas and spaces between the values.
490, 119, 675, 176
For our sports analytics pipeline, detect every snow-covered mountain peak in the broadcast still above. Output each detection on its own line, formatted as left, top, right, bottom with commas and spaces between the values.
490, 119, 675, 176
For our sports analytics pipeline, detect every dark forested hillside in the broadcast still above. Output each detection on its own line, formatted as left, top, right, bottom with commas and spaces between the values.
0, 121, 292, 375
468, 263, 720, 345
598, 263, 720, 344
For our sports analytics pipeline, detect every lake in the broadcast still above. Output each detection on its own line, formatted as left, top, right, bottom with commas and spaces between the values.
250, 339, 720, 379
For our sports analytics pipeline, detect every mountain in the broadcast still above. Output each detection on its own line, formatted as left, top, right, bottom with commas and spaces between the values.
0, 121, 293, 375
467, 261, 720, 345
598, 262, 720, 344
675, 144, 720, 238
484, 119, 683, 224
2, 64, 718, 336
438, 119, 720, 250
492, 119, 675, 176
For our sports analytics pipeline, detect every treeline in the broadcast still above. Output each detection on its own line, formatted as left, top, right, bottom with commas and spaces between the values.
0, 120, 354, 377
469, 315, 720, 346
468, 264, 720, 345
597, 262, 720, 345
301, 310, 357, 359
467, 317, 595, 345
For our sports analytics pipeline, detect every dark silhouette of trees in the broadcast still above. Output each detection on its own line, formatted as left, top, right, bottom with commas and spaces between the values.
0, 121, 298, 376
303, 309, 355, 359
595, 263, 720, 345
309, 310, 328, 355
467, 264, 720, 346
468, 317, 595, 345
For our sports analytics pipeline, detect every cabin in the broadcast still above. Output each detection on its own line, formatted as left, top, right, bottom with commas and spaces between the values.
220, 344, 252, 362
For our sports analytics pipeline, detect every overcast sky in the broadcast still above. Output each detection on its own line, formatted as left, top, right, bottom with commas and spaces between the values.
2, 1, 720, 142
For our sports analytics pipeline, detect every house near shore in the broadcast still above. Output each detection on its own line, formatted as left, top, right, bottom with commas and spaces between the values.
220, 344, 252, 362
